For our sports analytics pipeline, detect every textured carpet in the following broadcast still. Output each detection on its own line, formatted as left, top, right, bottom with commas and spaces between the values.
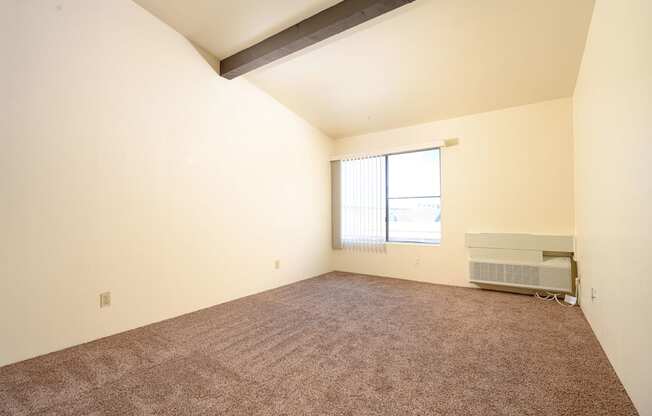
0, 272, 638, 415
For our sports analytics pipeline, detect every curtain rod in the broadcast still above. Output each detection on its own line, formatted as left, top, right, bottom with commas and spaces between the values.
329, 138, 458, 161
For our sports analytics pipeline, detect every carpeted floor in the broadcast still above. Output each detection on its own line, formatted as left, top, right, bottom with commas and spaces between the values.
0, 272, 638, 415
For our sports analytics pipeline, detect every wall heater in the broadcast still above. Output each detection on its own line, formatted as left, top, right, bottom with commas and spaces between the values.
466, 233, 574, 293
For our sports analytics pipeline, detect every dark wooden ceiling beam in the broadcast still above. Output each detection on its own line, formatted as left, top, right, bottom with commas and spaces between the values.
219, 0, 415, 79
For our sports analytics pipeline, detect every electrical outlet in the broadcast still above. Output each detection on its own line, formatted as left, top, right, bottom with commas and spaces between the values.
274, 260, 280, 270
99, 292, 111, 308
415, 257, 421, 266
591, 287, 597, 301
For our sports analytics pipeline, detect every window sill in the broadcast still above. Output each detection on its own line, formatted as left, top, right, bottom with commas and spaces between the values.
386, 241, 441, 247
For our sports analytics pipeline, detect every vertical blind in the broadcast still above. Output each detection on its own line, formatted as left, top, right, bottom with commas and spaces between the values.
331, 156, 386, 252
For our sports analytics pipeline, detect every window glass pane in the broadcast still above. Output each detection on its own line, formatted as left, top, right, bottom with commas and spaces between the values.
387, 149, 440, 198
388, 197, 441, 243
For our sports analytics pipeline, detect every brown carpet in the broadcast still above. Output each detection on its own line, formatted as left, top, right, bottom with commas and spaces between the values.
0, 272, 638, 415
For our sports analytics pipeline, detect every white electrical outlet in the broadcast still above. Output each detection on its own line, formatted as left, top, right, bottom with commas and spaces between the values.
415, 257, 421, 266
274, 260, 280, 270
99, 292, 111, 308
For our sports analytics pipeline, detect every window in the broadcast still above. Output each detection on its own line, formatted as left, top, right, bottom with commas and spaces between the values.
335, 148, 441, 250
387, 149, 441, 244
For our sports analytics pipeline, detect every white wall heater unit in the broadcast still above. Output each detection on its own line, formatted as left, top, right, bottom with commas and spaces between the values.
466, 233, 574, 293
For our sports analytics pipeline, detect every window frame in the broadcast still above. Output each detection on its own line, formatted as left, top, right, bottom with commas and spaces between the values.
384, 148, 442, 245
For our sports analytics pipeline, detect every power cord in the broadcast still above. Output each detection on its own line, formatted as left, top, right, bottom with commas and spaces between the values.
534, 291, 575, 307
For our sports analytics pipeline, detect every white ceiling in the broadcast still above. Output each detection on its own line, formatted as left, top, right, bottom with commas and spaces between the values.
134, 0, 595, 138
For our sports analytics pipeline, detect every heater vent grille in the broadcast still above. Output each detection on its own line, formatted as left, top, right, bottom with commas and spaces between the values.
470, 262, 540, 286
469, 258, 572, 292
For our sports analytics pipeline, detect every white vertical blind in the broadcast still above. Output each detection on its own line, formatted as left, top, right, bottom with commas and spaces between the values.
340, 155, 386, 252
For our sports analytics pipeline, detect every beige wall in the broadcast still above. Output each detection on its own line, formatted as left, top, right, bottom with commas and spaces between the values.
332, 99, 575, 287
0, 0, 332, 367
573, 0, 651, 414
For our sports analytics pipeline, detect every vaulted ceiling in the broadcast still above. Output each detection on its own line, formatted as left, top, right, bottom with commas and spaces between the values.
134, 0, 595, 138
